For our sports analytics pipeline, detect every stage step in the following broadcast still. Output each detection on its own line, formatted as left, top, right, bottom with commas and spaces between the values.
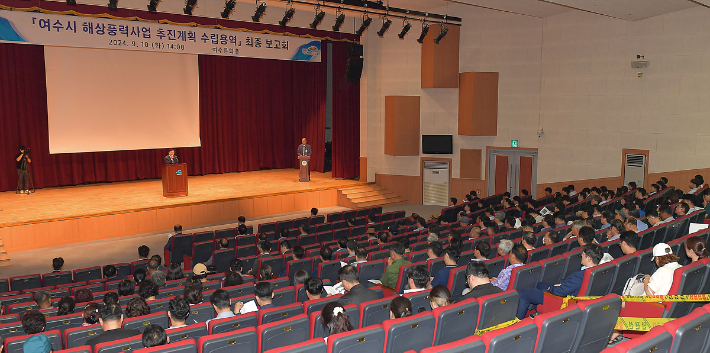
0, 237, 10, 266
338, 184, 406, 209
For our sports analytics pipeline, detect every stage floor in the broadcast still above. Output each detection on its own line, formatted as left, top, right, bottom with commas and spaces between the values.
0, 170, 363, 227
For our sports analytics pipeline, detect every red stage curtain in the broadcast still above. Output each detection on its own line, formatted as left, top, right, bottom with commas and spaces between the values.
0, 42, 327, 191
331, 42, 361, 180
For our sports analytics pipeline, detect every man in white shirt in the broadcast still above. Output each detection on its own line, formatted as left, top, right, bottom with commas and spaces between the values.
404, 265, 430, 294
167, 297, 190, 329
205, 290, 238, 326
658, 206, 675, 224
351, 248, 368, 266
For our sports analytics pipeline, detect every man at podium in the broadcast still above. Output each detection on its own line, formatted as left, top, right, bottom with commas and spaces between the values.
297, 138, 312, 157
298, 138, 311, 182
164, 149, 179, 164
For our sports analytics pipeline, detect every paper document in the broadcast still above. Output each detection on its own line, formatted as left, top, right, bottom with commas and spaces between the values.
689, 223, 709, 234
239, 300, 258, 314
368, 279, 382, 285
324, 282, 345, 296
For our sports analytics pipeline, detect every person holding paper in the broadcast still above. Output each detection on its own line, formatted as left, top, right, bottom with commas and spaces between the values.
205, 290, 236, 326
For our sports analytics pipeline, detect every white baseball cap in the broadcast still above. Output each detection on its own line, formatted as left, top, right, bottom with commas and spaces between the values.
652, 243, 672, 259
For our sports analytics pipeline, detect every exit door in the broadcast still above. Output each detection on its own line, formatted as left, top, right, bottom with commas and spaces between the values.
487, 149, 538, 198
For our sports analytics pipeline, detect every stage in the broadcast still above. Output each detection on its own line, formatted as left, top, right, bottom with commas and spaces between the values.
0, 170, 364, 253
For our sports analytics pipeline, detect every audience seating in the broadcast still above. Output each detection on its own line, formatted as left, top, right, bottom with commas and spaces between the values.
263, 338, 326, 353
199, 327, 258, 353
43, 271, 73, 287
4, 330, 63, 353
431, 298, 480, 346
54, 346, 92, 353
208, 312, 257, 335
271, 286, 296, 307
359, 297, 393, 328
532, 306, 583, 353
10, 274, 41, 293
403, 291, 431, 314
166, 324, 208, 344
133, 339, 197, 353
602, 326, 673, 353
664, 307, 710, 353
508, 263, 542, 292
123, 312, 170, 333
327, 326, 385, 353
308, 304, 359, 339
481, 320, 537, 353
569, 294, 622, 353
420, 335, 486, 353
257, 314, 309, 353
476, 290, 519, 331
258, 303, 304, 325
95, 335, 144, 353
382, 312, 436, 353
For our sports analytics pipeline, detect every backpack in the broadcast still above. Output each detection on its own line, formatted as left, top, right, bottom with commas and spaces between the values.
622, 274, 647, 296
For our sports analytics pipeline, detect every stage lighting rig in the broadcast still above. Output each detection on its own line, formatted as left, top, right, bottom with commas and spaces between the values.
332, 8, 345, 31
279, 5, 295, 27
416, 21, 429, 43
108, 0, 118, 10
376, 16, 391, 37
310, 5, 326, 29
221, 0, 236, 19
252, 1, 267, 22
184, 0, 197, 15
356, 13, 372, 36
433, 22, 448, 44
147, 0, 159, 12
397, 18, 411, 39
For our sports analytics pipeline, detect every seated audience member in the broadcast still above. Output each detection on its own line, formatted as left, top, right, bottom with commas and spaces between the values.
658, 206, 675, 223
321, 302, 353, 340
449, 197, 458, 206
366, 228, 377, 240
414, 217, 427, 231
103, 265, 118, 282
461, 262, 502, 299
190, 263, 209, 284
646, 210, 663, 227
205, 289, 236, 325
335, 236, 348, 254
497, 239, 514, 257
685, 236, 709, 263
164, 224, 183, 251
118, 279, 135, 297
352, 248, 368, 266
539, 215, 555, 233
427, 242, 443, 260
142, 325, 168, 348
223, 271, 244, 287
52, 257, 64, 272
204, 238, 230, 266
377, 231, 389, 245
254, 282, 276, 310
85, 304, 142, 347
22, 310, 46, 334
74, 288, 94, 304
623, 216, 639, 233
311, 246, 333, 278
184, 284, 204, 305
147, 260, 160, 275
563, 220, 584, 240
345, 240, 358, 260
685, 195, 703, 213
380, 243, 411, 289
492, 245, 527, 291
151, 255, 167, 272
151, 271, 167, 288
138, 279, 159, 301
619, 231, 638, 255
472, 242, 491, 261
521, 231, 536, 251
299, 224, 310, 236
34, 291, 52, 310
430, 249, 459, 287
259, 264, 274, 281
57, 296, 76, 316
644, 243, 682, 296
82, 303, 101, 326
167, 296, 190, 329
542, 230, 560, 246
367, 215, 377, 225
138, 245, 150, 261
133, 268, 147, 285
405, 265, 430, 293
279, 239, 292, 255
293, 270, 310, 286
311, 208, 318, 217
428, 224, 440, 240
516, 244, 603, 319
23, 334, 52, 353
606, 219, 625, 241
338, 265, 378, 306
166, 263, 185, 281
389, 296, 413, 319
458, 216, 470, 228
469, 226, 482, 240
553, 212, 567, 229
675, 202, 690, 218
126, 297, 151, 318
279, 228, 290, 240
103, 292, 119, 306
305, 277, 325, 301
429, 285, 454, 310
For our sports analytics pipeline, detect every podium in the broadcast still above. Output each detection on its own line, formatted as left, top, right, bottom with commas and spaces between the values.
162, 163, 188, 197
298, 156, 310, 182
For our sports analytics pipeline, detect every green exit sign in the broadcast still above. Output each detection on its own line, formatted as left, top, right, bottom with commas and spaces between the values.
511, 140, 519, 148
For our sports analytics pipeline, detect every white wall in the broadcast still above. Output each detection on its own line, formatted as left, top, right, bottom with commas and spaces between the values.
363, 4, 710, 185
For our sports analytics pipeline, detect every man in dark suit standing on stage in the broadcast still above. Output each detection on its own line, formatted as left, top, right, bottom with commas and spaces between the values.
164, 149, 179, 164
297, 138, 312, 158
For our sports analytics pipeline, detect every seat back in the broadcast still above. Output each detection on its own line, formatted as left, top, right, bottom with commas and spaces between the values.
258, 257, 284, 281
43, 272, 73, 287
10, 274, 41, 292
187, 302, 215, 324
285, 259, 313, 286
257, 314, 309, 353
382, 312, 436, 353
609, 254, 638, 295
318, 261, 342, 284
308, 305, 360, 339
403, 291, 432, 315
171, 234, 195, 265
561, 249, 583, 279
533, 306, 583, 353
212, 249, 235, 274
528, 247, 549, 263
548, 242, 568, 258
0, 321, 25, 341
327, 326, 385, 353
208, 312, 257, 335
199, 327, 257, 353
165, 323, 208, 344
122, 312, 170, 332
258, 303, 305, 325
476, 290, 519, 330
539, 256, 567, 285
263, 338, 326, 353
393, 263, 418, 295
304, 295, 343, 317
45, 312, 84, 333
95, 335, 144, 353
194, 231, 215, 243
133, 339, 197, 353
237, 245, 257, 258
570, 294, 623, 353
481, 320, 537, 353
191, 242, 215, 267
431, 298, 480, 346
610, 326, 673, 353
271, 287, 296, 307
664, 307, 710, 353
635, 249, 656, 275
446, 266, 468, 302
359, 297, 393, 328
509, 263, 542, 292
74, 266, 103, 283
484, 258, 506, 278
0, 314, 19, 324
236, 234, 256, 247
578, 263, 615, 296
420, 335, 486, 353
64, 324, 103, 348
4, 330, 63, 353
665, 262, 708, 318
357, 261, 385, 284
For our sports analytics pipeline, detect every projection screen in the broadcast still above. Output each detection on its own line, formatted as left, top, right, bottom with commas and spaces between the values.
44, 46, 201, 154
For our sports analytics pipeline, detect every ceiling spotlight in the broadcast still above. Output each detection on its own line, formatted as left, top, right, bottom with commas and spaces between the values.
184, 0, 197, 15
376, 17, 392, 37
252, 1, 267, 22
356, 14, 372, 36
332, 8, 345, 31
310, 6, 326, 29
108, 0, 118, 10
433, 23, 449, 44
279, 7, 295, 27
398, 19, 411, 39
221, 0, 236, 19
416, 22, 430, 43
147, 0, 159, 12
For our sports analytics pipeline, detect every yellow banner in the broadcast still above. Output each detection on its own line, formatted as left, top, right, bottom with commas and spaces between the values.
560, 294, 710, 309
615, 317, 675, 331
474, 318, 521, 335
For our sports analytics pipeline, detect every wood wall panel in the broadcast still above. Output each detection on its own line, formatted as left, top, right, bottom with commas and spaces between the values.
494, 155, 509, 195
385, 96, 421, 156
458, 72, 499, 136
460, 149, 482, 179
360, 157, 368, 182
421, 24, 460, 88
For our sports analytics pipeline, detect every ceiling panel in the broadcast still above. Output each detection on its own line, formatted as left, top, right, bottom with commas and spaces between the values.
541, 0, 698, 20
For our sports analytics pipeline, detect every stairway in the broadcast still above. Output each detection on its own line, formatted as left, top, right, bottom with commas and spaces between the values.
338, 184, 406, 209
0, 237, 9, 266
